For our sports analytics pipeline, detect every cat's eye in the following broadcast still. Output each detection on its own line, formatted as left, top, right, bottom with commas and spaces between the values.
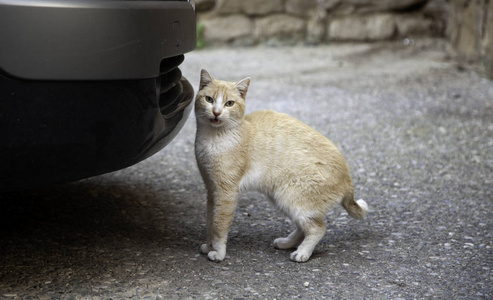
225, 100, 235, 107
205, 96, 214, 103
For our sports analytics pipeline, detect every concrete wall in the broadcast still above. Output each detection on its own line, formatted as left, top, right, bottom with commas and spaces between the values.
447, 0, 493, 77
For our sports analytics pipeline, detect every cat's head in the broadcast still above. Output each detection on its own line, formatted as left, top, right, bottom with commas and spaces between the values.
195, 69, 250, 129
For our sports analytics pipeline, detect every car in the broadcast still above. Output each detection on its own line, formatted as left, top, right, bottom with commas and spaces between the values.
0, 0, 197, 191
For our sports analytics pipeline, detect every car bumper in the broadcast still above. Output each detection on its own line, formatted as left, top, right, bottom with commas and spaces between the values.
0, 0, 196, 80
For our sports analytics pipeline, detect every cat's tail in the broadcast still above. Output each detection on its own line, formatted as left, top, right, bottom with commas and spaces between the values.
341, 194, 368, 220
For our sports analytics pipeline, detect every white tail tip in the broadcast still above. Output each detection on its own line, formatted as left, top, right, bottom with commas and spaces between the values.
356, 199, 368, 217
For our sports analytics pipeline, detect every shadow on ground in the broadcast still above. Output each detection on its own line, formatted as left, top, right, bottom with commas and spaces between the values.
0, 181, 203, 297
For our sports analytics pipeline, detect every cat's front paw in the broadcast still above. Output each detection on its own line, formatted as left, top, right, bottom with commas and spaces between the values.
207, 251, 225, 262
200, 244, 211, 254
290, 250, 311, 263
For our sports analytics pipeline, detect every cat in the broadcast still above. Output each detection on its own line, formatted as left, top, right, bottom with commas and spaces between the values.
194, 69, 368, 263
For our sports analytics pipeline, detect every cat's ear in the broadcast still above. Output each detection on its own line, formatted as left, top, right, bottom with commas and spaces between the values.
200, 69, 214, 90
235, 77, 251, 99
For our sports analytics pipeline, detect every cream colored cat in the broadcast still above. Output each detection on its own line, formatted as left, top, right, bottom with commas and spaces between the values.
194, 69, 368, 263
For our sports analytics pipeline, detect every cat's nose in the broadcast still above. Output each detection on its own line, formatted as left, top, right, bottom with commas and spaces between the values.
213, 110, 222, 117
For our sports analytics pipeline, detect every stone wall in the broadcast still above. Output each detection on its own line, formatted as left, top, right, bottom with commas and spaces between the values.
447, 0, 493, 77
195, 0, 448, 46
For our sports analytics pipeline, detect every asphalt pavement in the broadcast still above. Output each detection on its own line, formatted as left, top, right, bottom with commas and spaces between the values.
1, 39, 492, 299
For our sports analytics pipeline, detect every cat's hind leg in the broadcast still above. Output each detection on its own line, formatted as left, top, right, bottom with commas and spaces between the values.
273, 228, 304, 249
290, 219, 326, 263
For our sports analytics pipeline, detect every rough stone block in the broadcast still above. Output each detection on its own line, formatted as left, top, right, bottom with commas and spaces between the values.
328, 13, 396, 41
483, 2, 493, 77
243, 0, 284, 16
396, 14, 434, 37
307, 11, 327, 44
201, 15, 253, 43
322, 0, 342, 11
446, 0, 466, 44
285, 0, 318, 17
457, 0, 481, 57
255, 14, 305, 39
217, 0, 283, 16
332, 4, 357, 16
215, 0, 242, 15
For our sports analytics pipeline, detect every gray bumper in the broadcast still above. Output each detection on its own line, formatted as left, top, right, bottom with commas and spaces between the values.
0, 0, 196, 80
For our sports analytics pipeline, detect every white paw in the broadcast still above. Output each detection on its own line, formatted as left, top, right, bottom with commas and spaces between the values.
273, 238, 291, 249
290, 250, 311, 263
207, 251, 225, 262
200, 244, 211, 254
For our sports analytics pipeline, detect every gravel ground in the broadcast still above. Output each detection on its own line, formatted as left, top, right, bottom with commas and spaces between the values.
1, 39, 492, 299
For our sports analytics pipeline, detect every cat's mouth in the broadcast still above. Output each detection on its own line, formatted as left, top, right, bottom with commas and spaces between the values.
210, 117, 222, 126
